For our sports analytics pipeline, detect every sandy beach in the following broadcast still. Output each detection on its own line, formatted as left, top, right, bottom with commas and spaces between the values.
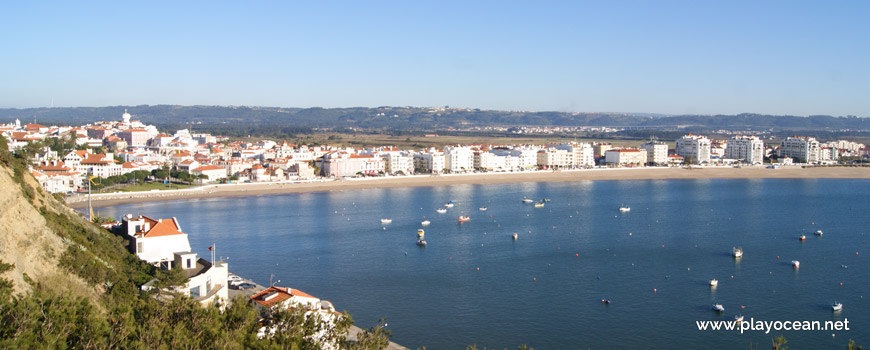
68, 166, 870, 209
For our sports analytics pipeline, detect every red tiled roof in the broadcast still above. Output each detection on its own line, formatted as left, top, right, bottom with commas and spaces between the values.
251, 286, 293, 307
135, 216, 184, 238
192, 165, 224, 171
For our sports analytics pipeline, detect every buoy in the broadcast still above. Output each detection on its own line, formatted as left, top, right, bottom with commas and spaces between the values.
533, 277, 536, 281
629, 232, 632, 236
575, 253, 579, 257
741, 305, 745, 309
857, 252, 860, 255
548, 264, 551, 267
661, 245, 665, 248
840, 282, 843, 286
777, 256, 780, 260
654, 288, 657, 293
731, 275, 734, 279
476, 267, 480, 271
596, 276, 600, 280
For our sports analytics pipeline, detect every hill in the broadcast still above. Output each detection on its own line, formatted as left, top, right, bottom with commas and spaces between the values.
1, 106, 868, 137
0, 136, 392, 349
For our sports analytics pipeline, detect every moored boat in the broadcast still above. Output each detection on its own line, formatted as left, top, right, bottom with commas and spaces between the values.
417, 229, 425, 238
479, 207, 487, 211
733, 247, 743, 258
799, 234, 806, 241
512, 232, 518, 240
380, 218, 392, 224
792, 260, 800, 268
534, 202, 545, 208
815, 230, 823, 236
832, 302, 843, 312
458, 215, 471, 223
713, 304, 725, 313
436, 208, 447, 214
444, 203, 454, 208
734, 315, 745, 323
619, 205, 630, 212
416, 239, 427, 247
710, 279, 718, 287
522, 198, 533, 203
421, 220, 431, 226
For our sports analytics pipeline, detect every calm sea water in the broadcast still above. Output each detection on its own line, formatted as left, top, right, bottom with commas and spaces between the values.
96, 179, 870, 349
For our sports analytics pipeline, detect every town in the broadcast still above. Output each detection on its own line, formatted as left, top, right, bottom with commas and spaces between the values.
2, 110, 866, 196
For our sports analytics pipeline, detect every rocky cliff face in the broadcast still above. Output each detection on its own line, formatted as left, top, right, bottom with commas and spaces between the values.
0, 166, 90, 296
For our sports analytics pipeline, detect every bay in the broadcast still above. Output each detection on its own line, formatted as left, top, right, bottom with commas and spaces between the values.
96, 178, 870, 349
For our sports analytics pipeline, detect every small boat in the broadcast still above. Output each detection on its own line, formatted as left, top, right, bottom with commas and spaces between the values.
421, 220, 431, 226
444, 203, 454, 208
522, 198, 534, 203
601, 298, 612, 304
512, 233, 518, 240
713, 304, 725, 313
436, 208, 447, 214
479, 207, 487, 211
619, 205, 630, 212
458, 215, 471, 223
417, 229, 425, 238
416, 239, 427, 247
792, 260, 800, 268
733, 247, 743, 258
799, 235, 806, 241
734, 315, 745, 323
832, 302, 842, 312
815, 230, 823, 236
542, 198, 551, 202
710, 279, 719, 287
380, 218, 392, 224
534, 202, 545, 208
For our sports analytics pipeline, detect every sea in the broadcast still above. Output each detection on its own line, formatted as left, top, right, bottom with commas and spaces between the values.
95, 178, 870, 349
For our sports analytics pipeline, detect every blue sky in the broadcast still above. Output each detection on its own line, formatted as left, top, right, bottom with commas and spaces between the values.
1, 1, 868, 116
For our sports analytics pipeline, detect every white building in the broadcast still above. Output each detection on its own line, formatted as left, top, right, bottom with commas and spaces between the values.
537, 148, 573, 169
413, 150, 445, 174
604, 149, 647, 166
489, 147, 539, 170
726, 135, 764, 164
639, 141, 669, 165
191, 165, 228, 182
675, 134, 712, 164
779, 136, 820, 163
382, 152, 414, 175
553, 142, 595, 168
444, 146, 474, 173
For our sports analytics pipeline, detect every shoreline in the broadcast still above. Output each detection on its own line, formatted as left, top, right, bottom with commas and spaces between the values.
68, 166, 870, 209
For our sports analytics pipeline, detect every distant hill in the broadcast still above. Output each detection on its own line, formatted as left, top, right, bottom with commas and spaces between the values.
1, 105, 867, 134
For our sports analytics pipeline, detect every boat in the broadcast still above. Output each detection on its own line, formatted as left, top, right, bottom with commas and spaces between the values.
444, 203, 454, 208
832, 302, 843, 312
815, 230, 823, 236
458, 215, 471, 223
436, 208, 447, 214
619, 205, 630, 212
380, 218, 392, 224
799, 235, 806, 241
733, 247, 743, 258
534, 202, 545, 208
710, 279, 719, 287
713, 304, 725, 313
542, 198, 551, 202
416, 239, 427, 247
734, 315, 745, 323
512, 232, 518, 240
417, 229, 425, 238
792, 260, 800, 268
421, 220, 431, 226
479, 207, 487, 211
601, 299, 612, 304
522, 198, 534, 203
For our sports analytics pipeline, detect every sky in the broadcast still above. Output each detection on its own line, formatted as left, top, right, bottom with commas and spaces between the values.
1, 1, 868, 116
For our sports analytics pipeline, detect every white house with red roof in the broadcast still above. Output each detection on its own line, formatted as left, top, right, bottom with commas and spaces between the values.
191, 165, 227, 182
250, 286, 341, 345
121, 214, 229, 306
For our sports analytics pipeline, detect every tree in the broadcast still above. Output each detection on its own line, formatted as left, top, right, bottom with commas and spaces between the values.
772, 334, 788, 350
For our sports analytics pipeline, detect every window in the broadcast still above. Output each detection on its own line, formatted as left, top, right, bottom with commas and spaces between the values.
136, 242, 143, 253
190, 286, 200, 299
186, 258, 192, 269
206, 278, 212, 291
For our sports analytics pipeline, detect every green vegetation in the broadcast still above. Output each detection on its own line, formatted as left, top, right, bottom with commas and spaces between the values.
0, 139, 391, 349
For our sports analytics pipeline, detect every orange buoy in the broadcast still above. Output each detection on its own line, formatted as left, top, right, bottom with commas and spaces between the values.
476, 267, 480, 271
654, 288, 657, 293
575, 253, 579, 257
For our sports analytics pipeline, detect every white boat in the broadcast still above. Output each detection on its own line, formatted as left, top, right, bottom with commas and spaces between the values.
733, 247, 743, 258
792, 260, 800, 268
710, 279, 719, 287
444, 203, 454, 208
534, 202, 545, 208
734, 315, 745, 323
417, 229, 425, 238
799, 235, 806, 241
832, 302, 843, 312
522, 198, 534, 203
436, 208, 447, 214
815, 230, 823, 236
458, 215, 470, 223
421, 220, 431, 226
380, 218, 392, 224
512, 232, 518, 240
713, 304, 725, 313
416, 239, 427, 247
619, 205, 630, 212
479, 207, 487, 211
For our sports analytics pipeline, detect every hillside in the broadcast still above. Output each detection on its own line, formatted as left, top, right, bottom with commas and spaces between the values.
0, 137, 392, 349
1, 106, 868, 137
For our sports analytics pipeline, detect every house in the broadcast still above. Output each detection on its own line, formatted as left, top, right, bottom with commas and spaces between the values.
191, 165, 228, 182
250, 286, 341, 346
120, 214, 229, 307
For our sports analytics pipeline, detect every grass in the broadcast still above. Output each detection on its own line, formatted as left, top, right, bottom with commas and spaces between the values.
110, 182, 199, 193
